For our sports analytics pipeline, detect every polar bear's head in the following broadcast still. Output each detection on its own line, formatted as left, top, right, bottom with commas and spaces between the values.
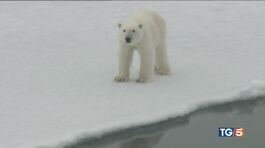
118, 22, 143, 46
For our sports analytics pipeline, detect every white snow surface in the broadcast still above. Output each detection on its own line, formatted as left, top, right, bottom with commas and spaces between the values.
1, 2, 265, 148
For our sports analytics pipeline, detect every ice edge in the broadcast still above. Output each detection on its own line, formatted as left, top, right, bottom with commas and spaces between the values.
43, 80, 265, 148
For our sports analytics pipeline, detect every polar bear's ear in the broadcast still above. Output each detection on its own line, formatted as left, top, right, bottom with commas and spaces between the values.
138, 24, 143, 29
118, 23, 122, 28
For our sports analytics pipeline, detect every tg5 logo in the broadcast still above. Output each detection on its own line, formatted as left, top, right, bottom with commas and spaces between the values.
218, 127, 244, 137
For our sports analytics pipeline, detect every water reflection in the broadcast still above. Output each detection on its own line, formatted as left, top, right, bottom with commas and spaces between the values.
115, 97, 265, 148
118, 115, 190, 148
120, 133, 163, 148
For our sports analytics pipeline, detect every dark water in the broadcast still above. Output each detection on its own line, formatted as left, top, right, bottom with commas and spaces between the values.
65, 96, 265, 148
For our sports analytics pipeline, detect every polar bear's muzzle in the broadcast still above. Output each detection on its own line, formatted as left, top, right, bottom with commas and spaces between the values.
125, 37, 132, 43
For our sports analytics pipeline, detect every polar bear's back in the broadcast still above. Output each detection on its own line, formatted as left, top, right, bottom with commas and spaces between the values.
128, 10, 166, 45
133, 10, 164, 21
130, 9, 165, 28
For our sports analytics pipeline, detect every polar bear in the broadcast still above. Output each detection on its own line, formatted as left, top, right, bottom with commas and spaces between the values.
114, 10, 170, 83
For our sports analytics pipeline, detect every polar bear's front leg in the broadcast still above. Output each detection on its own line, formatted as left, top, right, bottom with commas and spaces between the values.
114, 47, 133, 82
137, 46, 155, 83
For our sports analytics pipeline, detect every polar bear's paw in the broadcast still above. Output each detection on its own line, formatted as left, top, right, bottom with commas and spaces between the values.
136, 78, 147, 83
114, 76, 129, 82
155, 66, 170, 75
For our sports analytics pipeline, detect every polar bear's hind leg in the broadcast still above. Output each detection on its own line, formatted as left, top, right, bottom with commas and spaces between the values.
155, 42, 170, 75
155, 17, 170, 75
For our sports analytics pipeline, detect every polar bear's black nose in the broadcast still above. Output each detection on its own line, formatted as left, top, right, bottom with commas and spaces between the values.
125, 37, 131, 43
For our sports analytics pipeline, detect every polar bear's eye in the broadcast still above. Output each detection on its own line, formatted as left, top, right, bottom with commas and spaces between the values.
132, 29, 136, 33
123, 29, 126, 32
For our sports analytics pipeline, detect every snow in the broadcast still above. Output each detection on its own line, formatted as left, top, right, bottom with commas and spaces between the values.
1, 2, 265, 148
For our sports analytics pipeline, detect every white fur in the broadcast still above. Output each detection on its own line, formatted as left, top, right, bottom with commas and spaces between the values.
114, 10, 170, 83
